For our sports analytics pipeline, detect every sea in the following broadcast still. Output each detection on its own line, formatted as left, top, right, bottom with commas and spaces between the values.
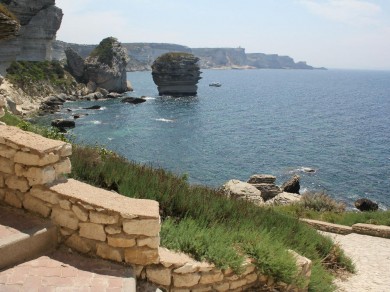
35, 69, 390, 209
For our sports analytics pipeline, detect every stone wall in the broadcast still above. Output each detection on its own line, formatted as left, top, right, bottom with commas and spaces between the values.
0, 125, 312, 291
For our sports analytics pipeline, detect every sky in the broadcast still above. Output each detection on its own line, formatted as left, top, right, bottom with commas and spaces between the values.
55, 0, 390, 70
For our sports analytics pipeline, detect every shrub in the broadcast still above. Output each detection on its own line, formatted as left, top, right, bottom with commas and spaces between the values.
89, 37, 117, 66
300, 191, 346, 212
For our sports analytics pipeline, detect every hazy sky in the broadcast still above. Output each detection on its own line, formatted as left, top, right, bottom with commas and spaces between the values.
56, 0, 390, 70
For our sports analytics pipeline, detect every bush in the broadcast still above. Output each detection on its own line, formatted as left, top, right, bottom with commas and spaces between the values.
89, 37, 117, 66
300, 191, 346, 212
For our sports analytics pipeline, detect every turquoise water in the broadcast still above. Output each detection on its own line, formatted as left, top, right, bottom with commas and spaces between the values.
39, 69, 390, 208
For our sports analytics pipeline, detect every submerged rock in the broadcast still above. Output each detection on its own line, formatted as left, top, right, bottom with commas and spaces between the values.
354, 198, 379, 212
151, 52, 202, 96
121, 97, 146, 104
51, 119, 75, 128
83, 105, 101, 110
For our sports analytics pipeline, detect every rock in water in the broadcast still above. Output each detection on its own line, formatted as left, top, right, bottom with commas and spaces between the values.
281, 175, 300, 194
51, 119, 75, 128
121, 97, 146, 104
220, 179, 264, 206
354, 198, 379, 212
151, 52, 202, 96
84, 37, 129, 93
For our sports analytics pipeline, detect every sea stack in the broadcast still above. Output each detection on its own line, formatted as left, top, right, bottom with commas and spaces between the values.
151, 52, 201, 96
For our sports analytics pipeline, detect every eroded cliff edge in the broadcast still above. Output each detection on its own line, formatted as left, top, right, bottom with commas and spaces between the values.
0, 0, 63, 74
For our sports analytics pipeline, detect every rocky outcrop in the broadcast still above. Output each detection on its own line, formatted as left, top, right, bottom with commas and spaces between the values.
220, 179, 264, 206
0, 0, 63, 73
83, 37, 129, 93
354, 198, 379, 212
152, 53, 201, 96
281, 175, 301, 194
265, 192, 301, 206
247, 174, 281, 201
0, 95, 5, 122
191, 47, 250, 69
65, 48, 85, 82
246, 53, 315, 69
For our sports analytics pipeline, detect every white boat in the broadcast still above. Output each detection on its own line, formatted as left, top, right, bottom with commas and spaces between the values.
209, 82, 222, 87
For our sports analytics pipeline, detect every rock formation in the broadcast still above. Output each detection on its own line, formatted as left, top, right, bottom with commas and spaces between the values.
151, 52, 201, 96
0, 5, 20, 40
247, 174, 281, 201
281, 175, 301, 194
0, 95, 5, 122
65, 47, 85, 82
354, 198, 379, 212
265, 192, 301, 206
83, 37, 129, 93
0, 0, 63, 73
220, 179, 264, 206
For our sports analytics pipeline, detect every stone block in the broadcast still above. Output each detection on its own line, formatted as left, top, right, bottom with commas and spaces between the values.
124, 247, 159, 265
173, 273, 201, 288
230, 279, 247, 290
14, 151, 59, 166
174, 263, 198, 274
90, 211, 119, 224
59, 199, 72, 210
199, 271, 224, 284
123, 219, 160, 237
23, 193, 51, 218
5, 175, 30, 192
30, 186, 59, 205
146, 266, 172, 286
79, 223, 106, 241
105, 225, 122, 235
59, 144, 72, 157
26, 166, 56, 185
96, 243, 124, 262
51, 206, 79, 230
0, 145, 16, 159
214, 282, 229, 292
66, 234, 93, 254
352, 223, 390, 239
4, 190, 24, 208
54, 158, 71, 178
107, 235, 136, 248
245, 273, 258, 284
0, 157, 14, 174
137, 236, 160, 249
72, 205, 88, 221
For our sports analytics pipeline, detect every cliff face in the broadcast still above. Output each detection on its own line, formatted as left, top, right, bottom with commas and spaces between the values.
0, 0, 63, 73
0, 5, 20, 40
53, 41, 321, 71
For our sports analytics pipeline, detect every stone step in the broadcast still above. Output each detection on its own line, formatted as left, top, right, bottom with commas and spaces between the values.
0, 205, 58, 270
0, 247, 137, 291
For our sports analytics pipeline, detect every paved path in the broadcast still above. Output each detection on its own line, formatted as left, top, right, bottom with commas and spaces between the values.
321, 232, 390, 292
0, 248, 135, 292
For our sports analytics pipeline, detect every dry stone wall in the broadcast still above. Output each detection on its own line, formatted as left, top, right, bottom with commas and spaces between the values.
0, 125, 312, 291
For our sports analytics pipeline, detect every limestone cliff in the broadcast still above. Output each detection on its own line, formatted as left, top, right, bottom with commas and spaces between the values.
152, 52, 201, 96
0, 0, 63, 74
53, 41, 323, 71
83, 37, 129, 93
0, 4, 20, 40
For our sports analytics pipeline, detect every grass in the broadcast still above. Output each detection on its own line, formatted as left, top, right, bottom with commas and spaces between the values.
6, 61, 76, 96
1, 113, 356, 291
69, 144, 354, 291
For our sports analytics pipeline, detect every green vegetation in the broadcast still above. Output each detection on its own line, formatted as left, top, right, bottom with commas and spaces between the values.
0, 113, 360, 291
156, 52, 196, 62
6, 61, 76, 95
89, 37, 118, 66
69, 145, 354, 291
0, 3, 18, 21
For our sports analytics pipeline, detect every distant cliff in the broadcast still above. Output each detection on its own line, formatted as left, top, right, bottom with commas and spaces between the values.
0, 0, 63, 74
53, 41, 324, 71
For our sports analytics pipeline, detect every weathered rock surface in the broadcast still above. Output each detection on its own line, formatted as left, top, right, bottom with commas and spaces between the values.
247, 174, 276, 185
220, 179, 264, 206
0, 0, 63, 73
247, 174, 281, 201
265, 192, 301, 206
354, 198, 379, 212
65, 47, 85, 82
152, 52, 201, 96
84, 37, 129, 93
51, 119, 75, 129
281, 175, 300, 194
0, 9, 20, 40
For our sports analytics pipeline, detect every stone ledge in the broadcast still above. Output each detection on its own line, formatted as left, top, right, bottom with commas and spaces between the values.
300, 218, 353, 235
49, 179, 159, 219
0, 125, 68, 154
352, 223, 390, 239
